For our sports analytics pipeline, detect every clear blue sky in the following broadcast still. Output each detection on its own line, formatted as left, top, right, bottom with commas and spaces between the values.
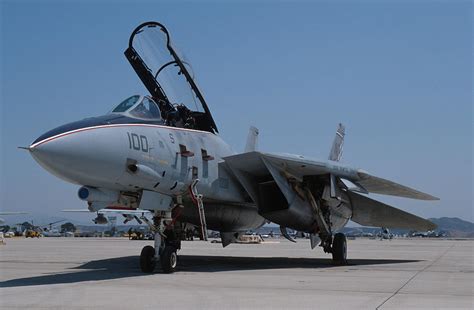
1, 1, 472, 224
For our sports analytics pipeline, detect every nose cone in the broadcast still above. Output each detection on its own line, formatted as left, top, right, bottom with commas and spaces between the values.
30, 126, 128, 187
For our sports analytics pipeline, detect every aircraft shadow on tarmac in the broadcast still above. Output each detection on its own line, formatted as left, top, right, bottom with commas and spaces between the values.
0, 255, 421, 288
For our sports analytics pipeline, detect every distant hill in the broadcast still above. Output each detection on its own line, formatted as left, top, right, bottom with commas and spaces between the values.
428, 217, 474, 238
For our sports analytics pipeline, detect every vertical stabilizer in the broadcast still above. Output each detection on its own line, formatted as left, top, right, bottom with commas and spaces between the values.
328, 123, 345, 162
245, 126, 259, 152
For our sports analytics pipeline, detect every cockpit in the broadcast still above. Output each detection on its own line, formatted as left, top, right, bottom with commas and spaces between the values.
111, 95, 162, 121
31, 22, 218, 146
124, 22, 218, 133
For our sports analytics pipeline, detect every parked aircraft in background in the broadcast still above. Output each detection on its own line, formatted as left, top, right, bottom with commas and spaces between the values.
378, 228, 394, 240
25, 21, 438, 273
63, 208, 150, 225
0, 212, 28, 225
40, 220, 67, 237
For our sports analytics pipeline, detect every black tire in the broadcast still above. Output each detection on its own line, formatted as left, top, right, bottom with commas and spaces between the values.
160, 246, 178, 273
140, 245, 156, 273
332, 233, 347, 265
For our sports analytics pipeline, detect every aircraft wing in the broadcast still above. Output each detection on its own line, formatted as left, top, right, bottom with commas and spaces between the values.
223, 152, 438, 201
355, 171, 439, 200
348, 191, 436, 230
223, 151, 437, 231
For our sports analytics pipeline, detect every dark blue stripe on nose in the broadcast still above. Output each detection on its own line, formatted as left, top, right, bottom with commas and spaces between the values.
32, 114, 164, 145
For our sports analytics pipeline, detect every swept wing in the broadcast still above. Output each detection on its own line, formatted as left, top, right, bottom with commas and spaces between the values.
223, 151, 437, 231
225, 152, 438, 201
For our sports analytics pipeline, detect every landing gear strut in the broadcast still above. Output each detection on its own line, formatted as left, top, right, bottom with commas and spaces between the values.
139, 211, 181, 273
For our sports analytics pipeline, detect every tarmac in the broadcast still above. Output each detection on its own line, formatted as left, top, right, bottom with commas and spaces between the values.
0, 237, 472, 310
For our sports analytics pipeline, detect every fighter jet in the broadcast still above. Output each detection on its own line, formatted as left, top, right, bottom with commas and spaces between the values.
25, 21, 438, 273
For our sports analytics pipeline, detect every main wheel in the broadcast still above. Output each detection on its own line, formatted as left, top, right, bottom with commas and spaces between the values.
332, 233, 347, 265
160, 246, 178, 273
140, 245, 156, 273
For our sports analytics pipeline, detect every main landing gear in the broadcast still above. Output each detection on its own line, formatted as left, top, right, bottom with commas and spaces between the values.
305, 186, 348, 265
331, 232, 347, 265
139, 211, 181, 274
319, 232, 347, 265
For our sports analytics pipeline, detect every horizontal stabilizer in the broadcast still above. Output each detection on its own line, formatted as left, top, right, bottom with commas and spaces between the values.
349, 191, 436, 231
355, 171, 439, 200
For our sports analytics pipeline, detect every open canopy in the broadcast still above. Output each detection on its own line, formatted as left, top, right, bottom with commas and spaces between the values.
124, 22, 218, 133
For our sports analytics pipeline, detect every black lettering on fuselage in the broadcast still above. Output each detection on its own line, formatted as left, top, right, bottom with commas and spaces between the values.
140, 135, 148, 152
127, 132, 149, 153
127, 132, 132, 149
131, 133, 141, 150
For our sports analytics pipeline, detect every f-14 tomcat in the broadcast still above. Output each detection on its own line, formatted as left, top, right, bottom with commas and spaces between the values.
26, 22, 438, 273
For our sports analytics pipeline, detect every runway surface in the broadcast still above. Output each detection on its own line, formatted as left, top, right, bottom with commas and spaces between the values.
0, 237, 473, 309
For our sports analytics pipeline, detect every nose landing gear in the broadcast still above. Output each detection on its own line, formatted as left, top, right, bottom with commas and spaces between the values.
139, 210, 181, 273
139, 181, 205, 274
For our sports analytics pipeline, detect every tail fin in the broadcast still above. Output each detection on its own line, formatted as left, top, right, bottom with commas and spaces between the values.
328, 123, 345, 161
245, 126, 259, 152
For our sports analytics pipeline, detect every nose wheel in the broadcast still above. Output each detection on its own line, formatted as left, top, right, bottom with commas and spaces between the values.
139, 211, 181, 274
140, 245, 156, 273
160, 245, 178, 273
140, 244, 178, 273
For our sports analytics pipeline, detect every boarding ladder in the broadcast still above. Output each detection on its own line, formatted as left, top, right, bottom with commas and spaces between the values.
190, 179, 208, 241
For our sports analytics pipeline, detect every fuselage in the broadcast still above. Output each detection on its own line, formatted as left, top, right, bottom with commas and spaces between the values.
29, 109, 267, 232
31, 123, 233, 197
28, 97, 357, 234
